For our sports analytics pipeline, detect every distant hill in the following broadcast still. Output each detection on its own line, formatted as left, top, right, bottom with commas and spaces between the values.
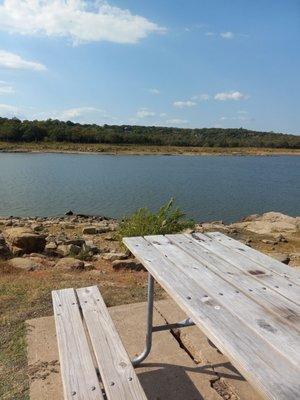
0, 117, 299, 148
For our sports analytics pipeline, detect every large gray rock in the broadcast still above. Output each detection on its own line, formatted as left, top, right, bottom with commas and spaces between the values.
3, 227, 46, 255
8, 257, 44, 271
231, 212, 300, 237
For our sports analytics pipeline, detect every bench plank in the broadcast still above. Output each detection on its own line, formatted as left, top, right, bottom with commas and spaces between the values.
52, 288, 104, 400
167, 233, 300, 332
191, 232, 300, 305
124, 236, 300, 400
76, 286, 147, 400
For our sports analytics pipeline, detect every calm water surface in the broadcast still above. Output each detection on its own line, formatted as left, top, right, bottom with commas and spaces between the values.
0, 153, 299, 223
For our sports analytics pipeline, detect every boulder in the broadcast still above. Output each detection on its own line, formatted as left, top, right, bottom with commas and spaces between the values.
55, 257, 85, 271
56, 244, 81, 257
64, 238, 85, 247
44, 242, 58, 255
231, 212, 300, 237
8, 257, 44, 271
82, 226, 98, 235
112, 258, 144, 271
3, 227, 46, 255
102, 252, 128, 262
31, 224, 43, 232
0, 235, 10, 257
97, 226, 111, 234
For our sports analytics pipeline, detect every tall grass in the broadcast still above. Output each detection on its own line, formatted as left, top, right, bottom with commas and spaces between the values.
117, 199, 195, 240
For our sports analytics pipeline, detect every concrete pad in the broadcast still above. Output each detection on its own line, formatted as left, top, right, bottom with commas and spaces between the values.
26, 316, 63, 400
155, 299, 263, 400
26, 299, 262, 400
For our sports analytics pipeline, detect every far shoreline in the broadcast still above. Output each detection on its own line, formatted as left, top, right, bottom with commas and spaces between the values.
0, 142, 300, 156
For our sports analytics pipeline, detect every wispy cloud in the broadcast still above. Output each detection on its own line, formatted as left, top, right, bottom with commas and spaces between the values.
191, 94, 210, 101
173, 100, 197, 108
0, 103, 22, 117
220, 31, 234, 39
214, 91, 249, 101
220, 112, 254, 122
31, 106, 120, 125
149, 88, 160, 95
0, 80, 15, 94
136, 107, 156, 118
0, 0, 166, 45
58, 107, 106, 121
166, 118, 188, 125
0, 50, 46, 71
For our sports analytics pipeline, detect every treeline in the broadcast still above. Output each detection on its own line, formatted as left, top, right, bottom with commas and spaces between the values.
0, 117, 299, 148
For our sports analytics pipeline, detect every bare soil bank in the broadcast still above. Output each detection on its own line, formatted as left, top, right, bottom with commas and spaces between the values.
1, 141, 300, 156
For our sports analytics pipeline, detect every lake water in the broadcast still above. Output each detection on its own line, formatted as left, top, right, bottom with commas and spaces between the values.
0, 153, 299, 223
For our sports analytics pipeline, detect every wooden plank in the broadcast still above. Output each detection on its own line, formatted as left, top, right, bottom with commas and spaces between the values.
52, 288, 103, 400
147, 234, 300, 367
167, 233, 300, 332
124, 236, 300, 400
76, 286, 147, 400
208, 231, 300, 285
190, 232, 300, 305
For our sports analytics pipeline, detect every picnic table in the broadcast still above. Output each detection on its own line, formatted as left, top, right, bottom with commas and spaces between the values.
124, 232, 300, 400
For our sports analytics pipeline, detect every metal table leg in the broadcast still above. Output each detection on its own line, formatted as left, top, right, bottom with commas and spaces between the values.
132, 273, 154, 366
132, 272, 195, 367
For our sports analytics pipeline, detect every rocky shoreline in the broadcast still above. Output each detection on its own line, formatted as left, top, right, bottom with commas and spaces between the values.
0, 211, 299, 272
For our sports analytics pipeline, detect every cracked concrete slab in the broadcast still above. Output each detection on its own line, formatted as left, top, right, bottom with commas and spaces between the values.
26, 299, 262, 400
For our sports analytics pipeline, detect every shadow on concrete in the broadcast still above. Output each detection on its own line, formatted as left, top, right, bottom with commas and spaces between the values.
137, 363, 205, 400
136, 361, 245, 399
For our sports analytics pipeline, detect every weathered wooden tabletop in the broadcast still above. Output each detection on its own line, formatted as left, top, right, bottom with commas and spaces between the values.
124, 232, 300, 400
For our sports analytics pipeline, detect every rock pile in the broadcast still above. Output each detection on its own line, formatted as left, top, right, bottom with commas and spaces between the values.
0, 211, 299, 272
0, 214, 143, 272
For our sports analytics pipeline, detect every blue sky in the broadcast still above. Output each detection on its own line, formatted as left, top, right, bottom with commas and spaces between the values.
0, 0, 299, 134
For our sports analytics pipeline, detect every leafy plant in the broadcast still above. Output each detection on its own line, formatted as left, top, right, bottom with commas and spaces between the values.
117, 198, 195, 241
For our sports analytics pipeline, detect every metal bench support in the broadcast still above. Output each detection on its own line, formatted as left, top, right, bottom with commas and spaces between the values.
132, 273, 195, 366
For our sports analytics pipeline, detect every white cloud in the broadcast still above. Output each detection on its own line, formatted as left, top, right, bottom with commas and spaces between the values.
166, 118, 188, 125
0, 50, 46, 71
220, 114, 253, 122
0, 103, 21, 117
214, 91, 249, 101
149, 88, 160, 95
220, 31, 234, 39
0, 0, 166, 45
173, 100, 197, 108
30, 106, 110, 123
191, 94, 210, 101
205, 32, 215, 36
58, 107, 106, 121
0, 80, 14, 94
136, 108, 156, 118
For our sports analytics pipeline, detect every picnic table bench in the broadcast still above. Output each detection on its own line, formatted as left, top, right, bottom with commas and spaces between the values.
52, 232, 300, 400
52, 286, 147, 400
